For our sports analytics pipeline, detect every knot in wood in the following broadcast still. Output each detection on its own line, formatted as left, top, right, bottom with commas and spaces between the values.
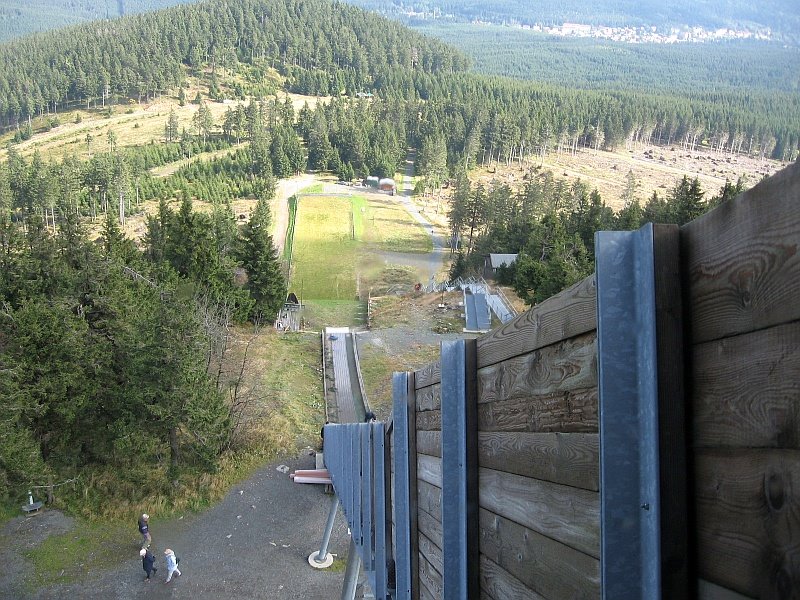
764, 471, 785, 512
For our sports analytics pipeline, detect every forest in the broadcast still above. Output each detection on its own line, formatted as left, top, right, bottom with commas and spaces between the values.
445, 166, 745, 304
0, 0, 796, 511
415, 25, 800, 95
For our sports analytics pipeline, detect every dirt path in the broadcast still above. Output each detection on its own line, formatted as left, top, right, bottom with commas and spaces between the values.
0, 452, 350, 599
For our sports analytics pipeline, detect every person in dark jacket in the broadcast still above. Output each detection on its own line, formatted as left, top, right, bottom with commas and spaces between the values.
140, 548, 158, 582
138, 513, 151, 548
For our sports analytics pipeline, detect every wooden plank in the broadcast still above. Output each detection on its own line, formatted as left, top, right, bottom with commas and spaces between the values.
695, 448, 800, 597
418, 453, 442, 488
478, 432, 599, 491
476, 274, 596, 369
479, 507, 600, 599
419, 531, 443, 575
419, 578, 437, 600
417, 430, 441, 458
479, 555, 548, 600
419, 551, 443, 598
682, 161, 800, 344
698, 579, 756, 600
417, 383, 441, 412
418, 480, 442, 522
418, 505, 443, 548
477, 333, 596, 405
479, 467, 600, 558
692, 321, 800, 448
416, 360, 441, 390
417, 409, 441, 432
478, 388, 598, 433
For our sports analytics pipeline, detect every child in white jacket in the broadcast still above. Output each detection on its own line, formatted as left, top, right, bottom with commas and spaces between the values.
163, 548, 182, 583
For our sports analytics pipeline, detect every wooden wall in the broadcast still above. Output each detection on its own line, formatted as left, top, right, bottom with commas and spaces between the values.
394, 160, 800, 599
412, 275, 601, 599
684, 161, 800, 598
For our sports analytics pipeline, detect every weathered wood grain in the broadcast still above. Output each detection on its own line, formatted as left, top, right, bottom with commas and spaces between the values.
479, 555, 548, 600
681, 161, 800, 344
479, 467, 600, 558
415, 360, 441, 390
418, 453, 442, 488
417, 430, 441, 458
419, 577, 436, 600
479, 507, 600, 599
416, 383, 441, 412
418, 479, 442, 520
419, 531, 443, 575
419, 551, 443, 598
477, 333, 596, 405
478, 388, 598, 433
416, 409, 441, 432
418, 505, 443, 548
476, 275, 597, 369
695, 448, 800, 597
478, 432, 599, 491
692, 321, 800, 448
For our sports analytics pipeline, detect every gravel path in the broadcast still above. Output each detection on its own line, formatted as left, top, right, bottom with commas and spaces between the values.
0, 452, 350, 599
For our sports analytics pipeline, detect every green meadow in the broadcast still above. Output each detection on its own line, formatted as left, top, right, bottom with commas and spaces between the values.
289, 193, 431, 310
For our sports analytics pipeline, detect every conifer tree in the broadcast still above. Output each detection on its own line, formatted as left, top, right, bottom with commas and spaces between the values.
236, 197, 287, 324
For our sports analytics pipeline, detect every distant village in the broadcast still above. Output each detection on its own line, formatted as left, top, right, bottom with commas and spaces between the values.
404, 10, 775, 44
509, 22, 774, 44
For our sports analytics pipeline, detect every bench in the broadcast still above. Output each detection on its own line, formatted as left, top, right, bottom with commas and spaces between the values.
21, 501, 43, 514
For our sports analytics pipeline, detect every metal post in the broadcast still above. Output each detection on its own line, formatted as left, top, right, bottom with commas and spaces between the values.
341, 537, 362, 600
308, 495, 339, 568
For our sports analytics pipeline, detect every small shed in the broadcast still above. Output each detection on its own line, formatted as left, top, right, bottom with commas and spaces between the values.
484, 253, 518, 279
365, 176, 380, 189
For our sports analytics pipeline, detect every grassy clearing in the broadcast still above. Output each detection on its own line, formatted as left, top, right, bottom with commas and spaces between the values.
290, 193, 431, 305
25, 521, 131, 589
291, 196, 360, 300
301, 299, 366, 330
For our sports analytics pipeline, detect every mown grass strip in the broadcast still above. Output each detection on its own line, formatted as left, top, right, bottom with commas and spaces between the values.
291, 196, 359, 301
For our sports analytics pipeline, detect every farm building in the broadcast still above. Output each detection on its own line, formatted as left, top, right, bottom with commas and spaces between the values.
365, 176, 380, 188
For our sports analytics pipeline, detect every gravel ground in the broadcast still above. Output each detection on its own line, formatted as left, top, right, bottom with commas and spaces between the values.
0, 452, 351, 599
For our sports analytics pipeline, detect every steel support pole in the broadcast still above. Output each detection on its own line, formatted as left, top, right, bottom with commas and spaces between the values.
341, 537, 362, 600
318, 495, 339, 560
309, 495, 339, 568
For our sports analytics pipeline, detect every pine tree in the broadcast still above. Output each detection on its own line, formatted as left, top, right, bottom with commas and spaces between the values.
236, 197, 287, 324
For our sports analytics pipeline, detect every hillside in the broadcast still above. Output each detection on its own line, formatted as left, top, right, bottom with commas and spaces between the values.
0, 0, 198, 42
0, 0, 795, 537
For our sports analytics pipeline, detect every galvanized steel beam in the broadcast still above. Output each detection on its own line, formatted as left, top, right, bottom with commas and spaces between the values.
440, 339, 479, 600
595, 223, 687, 599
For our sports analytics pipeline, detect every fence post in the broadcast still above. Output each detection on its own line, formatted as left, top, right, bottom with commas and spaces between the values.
440, 339, 479, 600
595, 223, 687, 599
393, 372, 418, 600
